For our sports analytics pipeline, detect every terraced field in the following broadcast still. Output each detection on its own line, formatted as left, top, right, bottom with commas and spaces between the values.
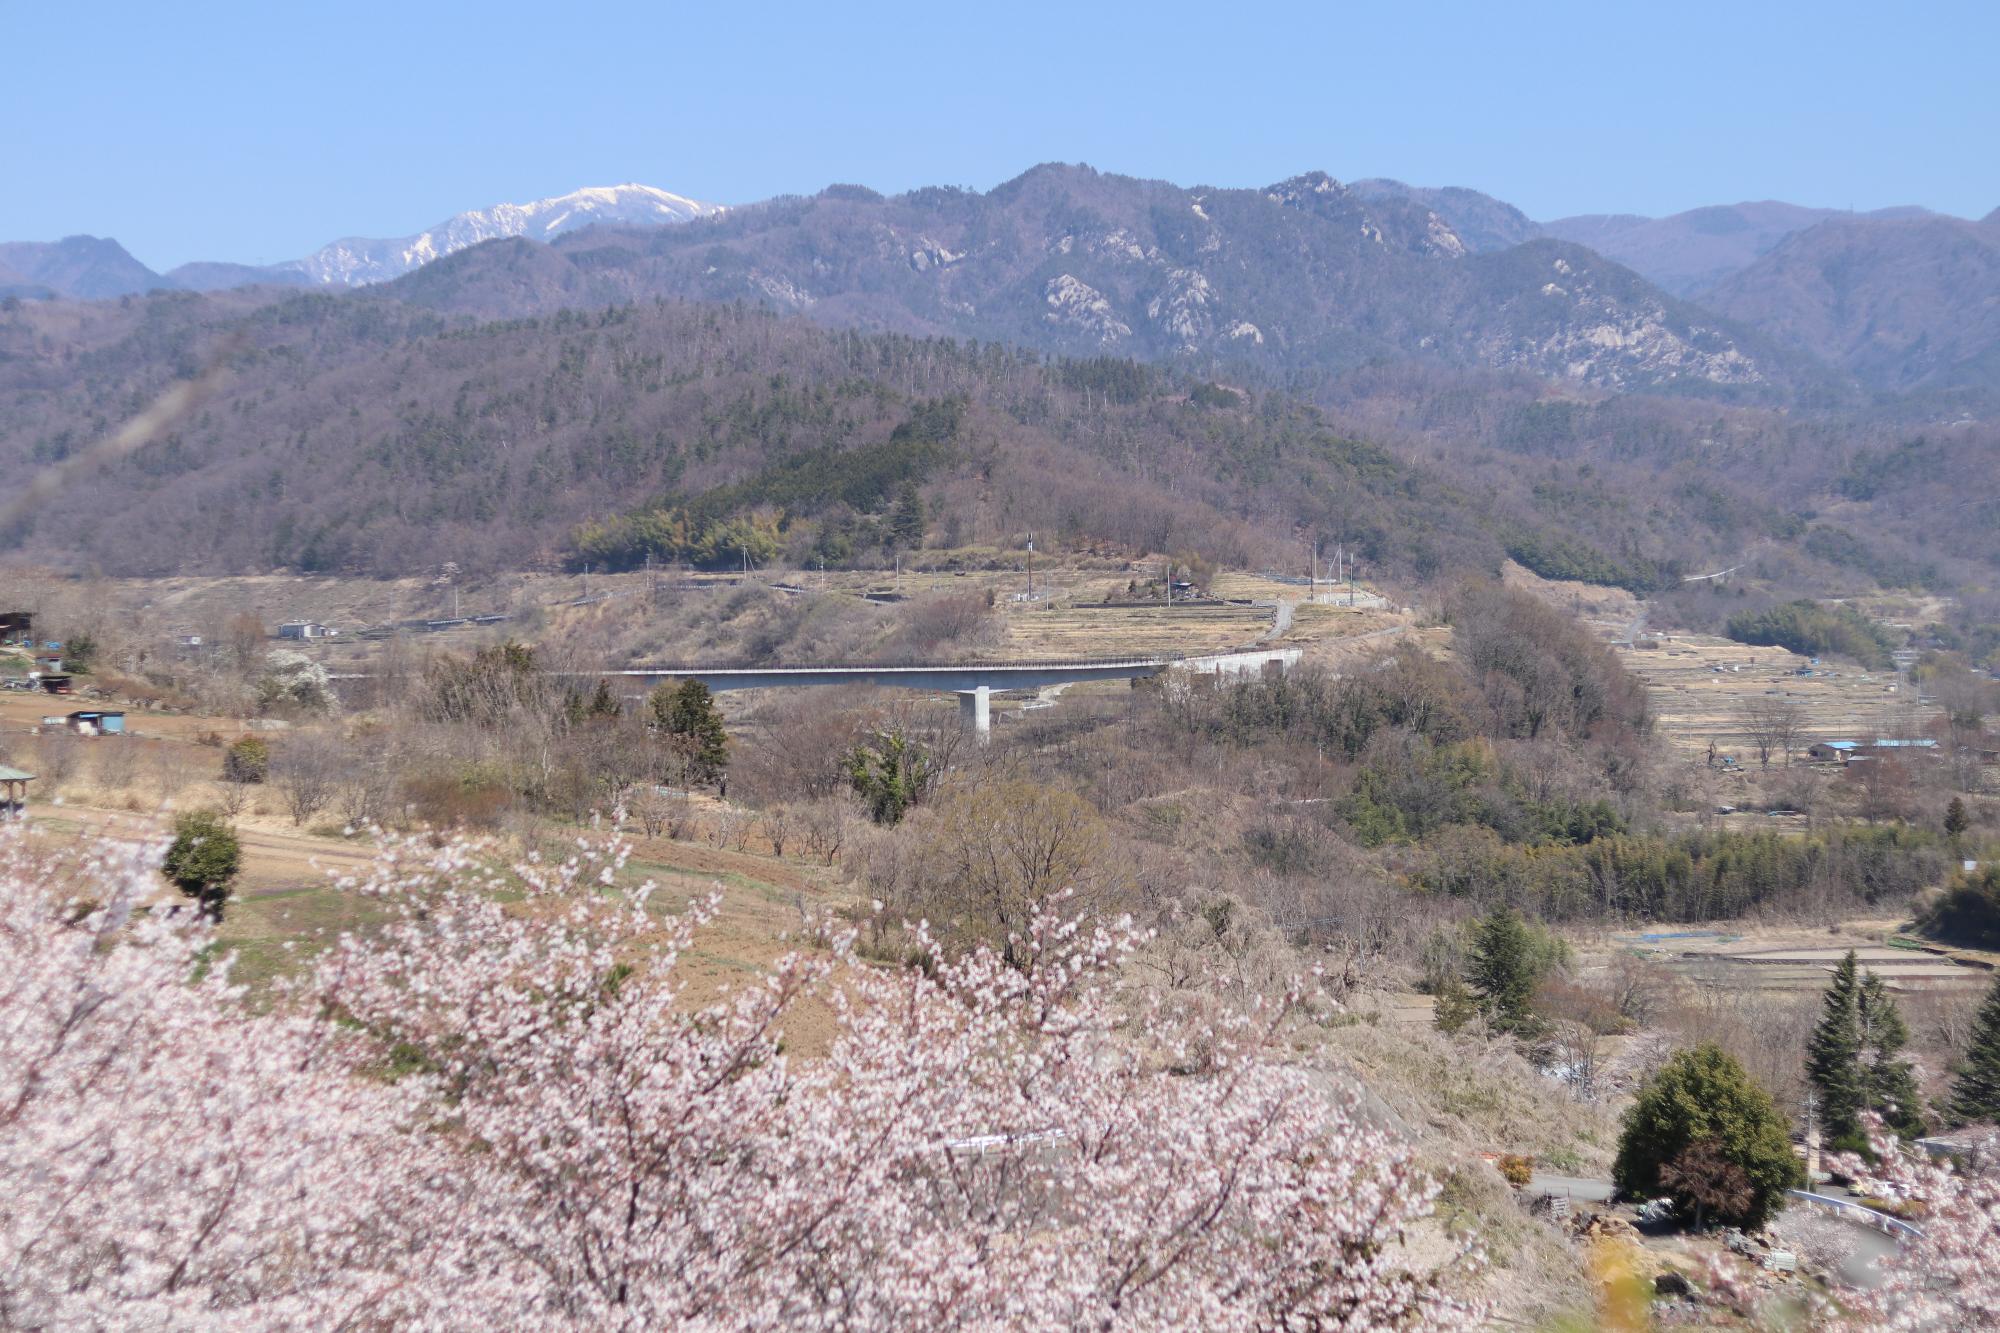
1612, 929, 1990, 996
1612, 634, 1926, 761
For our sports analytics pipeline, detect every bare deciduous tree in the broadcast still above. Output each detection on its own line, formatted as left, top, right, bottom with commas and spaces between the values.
1737, 696, 1808, 769
799, 796, 855, 866
761, 804, 795, 857
271, 732, 344, 826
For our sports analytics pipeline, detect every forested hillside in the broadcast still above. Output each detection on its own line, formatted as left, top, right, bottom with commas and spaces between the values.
2, 280, 1995, 601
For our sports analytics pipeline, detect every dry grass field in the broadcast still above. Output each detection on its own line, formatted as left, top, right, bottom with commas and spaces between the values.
992, 601, 1274, 659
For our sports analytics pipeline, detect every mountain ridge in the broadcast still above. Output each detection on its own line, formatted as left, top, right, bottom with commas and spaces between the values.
447, 162, 1815, 400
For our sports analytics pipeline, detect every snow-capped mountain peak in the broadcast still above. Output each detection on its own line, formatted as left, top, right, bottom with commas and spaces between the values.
288, 184, 724, 287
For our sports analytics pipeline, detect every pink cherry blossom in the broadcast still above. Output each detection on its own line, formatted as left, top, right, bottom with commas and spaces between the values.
1, 823, 1470, 1328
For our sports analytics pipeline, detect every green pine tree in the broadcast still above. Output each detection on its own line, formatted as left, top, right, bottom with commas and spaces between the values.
888, 481, 925, 549
1806, 950, 1866, 1150
1945, 796, 1971, 840
1949, 971, 2000, 1126
585, 677, 621, 720
649, 679, 729, 787
1858, 971, 1926, 1138
1467, 905, 1543, 1035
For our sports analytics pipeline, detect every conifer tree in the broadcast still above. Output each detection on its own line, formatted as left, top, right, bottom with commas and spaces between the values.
1944, 796, 1970, 840
1858, 971, 1926, 1138
1467, 905, 1542, 1035
1806, 950, 1866, 1150
1949, 971, 2000, 1126
649, 680, 729, 787
888, 481, 925, 549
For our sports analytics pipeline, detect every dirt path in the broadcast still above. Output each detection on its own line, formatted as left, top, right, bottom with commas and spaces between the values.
22, 799, 378, 892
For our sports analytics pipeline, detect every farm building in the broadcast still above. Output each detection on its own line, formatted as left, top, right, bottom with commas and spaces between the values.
0, 764, 32, 816
278, 622, 339, 640
34, 673, 73, 695
1807, 738, 1939, 764
62, 709, 126, 735
0, 612, 31, 645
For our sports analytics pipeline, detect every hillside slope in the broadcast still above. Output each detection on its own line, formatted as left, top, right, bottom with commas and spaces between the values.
1703, 213, 2000, 395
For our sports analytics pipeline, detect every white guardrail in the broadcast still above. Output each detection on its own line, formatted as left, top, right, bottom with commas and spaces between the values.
1786, 1190, 1924, 1242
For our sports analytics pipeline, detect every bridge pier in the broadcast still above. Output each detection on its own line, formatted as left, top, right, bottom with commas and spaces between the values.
957, 685, 991, 741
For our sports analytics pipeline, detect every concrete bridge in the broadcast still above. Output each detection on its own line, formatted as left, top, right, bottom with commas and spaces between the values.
587, 648, 1299, 738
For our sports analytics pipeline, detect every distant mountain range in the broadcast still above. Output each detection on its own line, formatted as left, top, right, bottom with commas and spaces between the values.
383, 164, 1801, 399
0, 185, 722, 300
0, 234, 173, 301
4, 170, 1997, 402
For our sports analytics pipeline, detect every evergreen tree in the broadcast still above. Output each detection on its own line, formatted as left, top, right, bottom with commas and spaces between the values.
1614, 1044, 1803, 1230
649, 680, 728, 787
1467, 905, 1543, 1035
888, 481, 925, 549
1430, 974, 1477, 1035
1858, 971, 1926, 1138
1806, 950, 1866, 1150
1949, 971, 2000, 1126
1945, 796, 1971, 840
162, 809, 242, 922
585, 678, 622, 720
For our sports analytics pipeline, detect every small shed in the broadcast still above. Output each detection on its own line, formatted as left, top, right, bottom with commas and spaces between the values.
35, 673, 73, 695
0, 764, 32, 816
1808, 741, 1858, 764
64, 709, 126, 735
0, 611, 31, 644
278, 622, 339, 640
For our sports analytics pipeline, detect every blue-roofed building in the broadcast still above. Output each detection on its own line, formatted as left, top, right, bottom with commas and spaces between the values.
1808, 738, 1937, 764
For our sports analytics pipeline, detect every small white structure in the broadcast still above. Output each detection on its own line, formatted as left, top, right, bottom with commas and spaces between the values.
277, 622, 340, 640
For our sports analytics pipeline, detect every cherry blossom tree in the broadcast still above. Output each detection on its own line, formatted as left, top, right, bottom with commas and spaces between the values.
3, 822, 1471, 1328
0, 827, 438, 1327
1834, 1119, 2000, 1329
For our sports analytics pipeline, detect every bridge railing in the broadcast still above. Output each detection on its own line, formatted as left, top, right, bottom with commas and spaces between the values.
1785, 1189, 1924, 1242
600, 656, 1185, 673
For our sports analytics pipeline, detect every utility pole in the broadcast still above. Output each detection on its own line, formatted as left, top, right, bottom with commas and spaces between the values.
895, 551, 902, 595
1025, 539, 1034, 601
1802, 1091, 1822, 1182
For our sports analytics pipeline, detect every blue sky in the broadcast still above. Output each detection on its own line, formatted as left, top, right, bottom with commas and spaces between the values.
3, 0, 1994, 269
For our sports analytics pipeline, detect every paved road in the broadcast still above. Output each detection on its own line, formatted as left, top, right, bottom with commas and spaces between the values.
1775, 1189, 1905, 1292
1527, 1172, 1617, 1204
1529, 1173, 1903, 1293
1256, 600, 1294, 643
